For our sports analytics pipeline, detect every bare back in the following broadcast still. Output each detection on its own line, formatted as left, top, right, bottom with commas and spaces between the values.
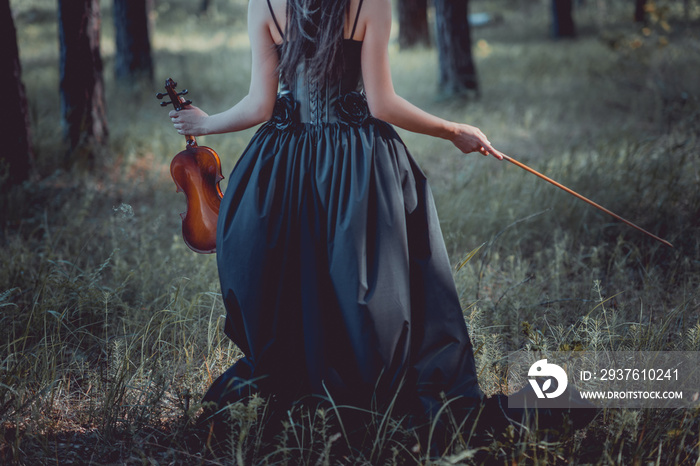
265, 0, 367, 45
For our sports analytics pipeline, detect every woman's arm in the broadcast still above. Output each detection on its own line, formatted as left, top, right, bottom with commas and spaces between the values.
170, 0, 279, 136
359, 0, 503, 160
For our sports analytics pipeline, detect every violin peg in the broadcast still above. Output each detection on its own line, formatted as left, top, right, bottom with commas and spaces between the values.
158, 79, 192, 111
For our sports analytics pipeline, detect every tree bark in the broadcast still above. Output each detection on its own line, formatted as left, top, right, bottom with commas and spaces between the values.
434, 0, 478, 96
58, 0, 108, 170
114, 0, 154, 83
0, 0, 34, 184
634, 0, 647, 23
551, 0, 576, 38
398, 0, 430, 49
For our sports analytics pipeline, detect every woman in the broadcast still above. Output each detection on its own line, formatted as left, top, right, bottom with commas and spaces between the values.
170, 0, 505, 431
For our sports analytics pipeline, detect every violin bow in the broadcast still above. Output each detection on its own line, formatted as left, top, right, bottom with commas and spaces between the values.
501, 154, 674, 248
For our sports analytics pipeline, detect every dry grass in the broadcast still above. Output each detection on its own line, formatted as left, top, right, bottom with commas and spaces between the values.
2, 0, 700, 464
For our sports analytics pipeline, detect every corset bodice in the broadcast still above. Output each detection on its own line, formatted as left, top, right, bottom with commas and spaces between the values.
276, 40, 366, 125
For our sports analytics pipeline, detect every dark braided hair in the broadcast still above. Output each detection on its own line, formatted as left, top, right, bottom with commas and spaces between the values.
277, 0, 352, 83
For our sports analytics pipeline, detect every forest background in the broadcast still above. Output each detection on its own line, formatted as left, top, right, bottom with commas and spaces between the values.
1, 0, 699, 464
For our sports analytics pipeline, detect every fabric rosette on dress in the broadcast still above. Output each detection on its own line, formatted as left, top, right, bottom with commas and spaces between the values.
269, 92, 300, 130
335, 91, 370, 126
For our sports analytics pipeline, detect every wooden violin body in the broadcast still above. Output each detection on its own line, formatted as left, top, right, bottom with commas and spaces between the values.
170, 140, 223, 253
157, 78, 223, 254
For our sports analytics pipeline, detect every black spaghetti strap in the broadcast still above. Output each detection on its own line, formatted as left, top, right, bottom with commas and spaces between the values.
350, 0, 365, 40
267, 0, 285, 39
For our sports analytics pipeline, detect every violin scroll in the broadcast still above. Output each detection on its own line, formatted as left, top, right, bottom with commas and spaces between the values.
156, 79, 192, 109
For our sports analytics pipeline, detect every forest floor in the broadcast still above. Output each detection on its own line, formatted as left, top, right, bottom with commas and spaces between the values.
2, 0, 700, 464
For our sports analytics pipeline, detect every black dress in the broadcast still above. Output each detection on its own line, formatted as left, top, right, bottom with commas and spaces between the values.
203, 3, 483, 424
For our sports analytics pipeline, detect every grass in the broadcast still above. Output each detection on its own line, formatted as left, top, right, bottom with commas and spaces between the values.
2, 0, 700, 463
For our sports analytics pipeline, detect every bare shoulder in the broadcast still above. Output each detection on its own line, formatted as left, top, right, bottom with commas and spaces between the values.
358, 0, 391, 31
361, 0, 392, 19
258, 0, 286, 21
355, 0, 391, 41
248, 0, 283, 44
263, 0, 286, 21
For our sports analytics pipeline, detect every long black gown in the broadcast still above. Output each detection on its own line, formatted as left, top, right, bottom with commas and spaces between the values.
203, 6, 484, 425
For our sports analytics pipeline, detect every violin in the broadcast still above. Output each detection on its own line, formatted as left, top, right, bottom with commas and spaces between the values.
157, 78, 223, 254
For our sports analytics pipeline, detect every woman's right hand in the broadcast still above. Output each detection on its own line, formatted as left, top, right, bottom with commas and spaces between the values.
448, 122, 504, 161
169, 105, 210, 137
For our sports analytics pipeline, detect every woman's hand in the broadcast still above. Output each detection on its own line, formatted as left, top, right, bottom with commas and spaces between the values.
169, 105, 210, 137
448, 122, 504, 161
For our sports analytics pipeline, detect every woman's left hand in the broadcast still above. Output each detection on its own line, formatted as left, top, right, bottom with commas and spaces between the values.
169, 105, 210, 137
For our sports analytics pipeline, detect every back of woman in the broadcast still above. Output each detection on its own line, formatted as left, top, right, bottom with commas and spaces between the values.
268, 0, 367, 124
208, 0, 483, 422
170, 0, 510, 443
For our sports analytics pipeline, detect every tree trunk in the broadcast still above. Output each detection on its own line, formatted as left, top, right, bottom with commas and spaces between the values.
114, 0, 154, 83
634, 0, 647, 23
551, 0, 576, 38
0, 0, 34, 184
434, 0, 478, 96
58, 0, 108, 170
398, 0, 430, 49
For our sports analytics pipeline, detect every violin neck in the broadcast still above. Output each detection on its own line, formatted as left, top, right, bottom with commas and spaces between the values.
156, 78, 198, 148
